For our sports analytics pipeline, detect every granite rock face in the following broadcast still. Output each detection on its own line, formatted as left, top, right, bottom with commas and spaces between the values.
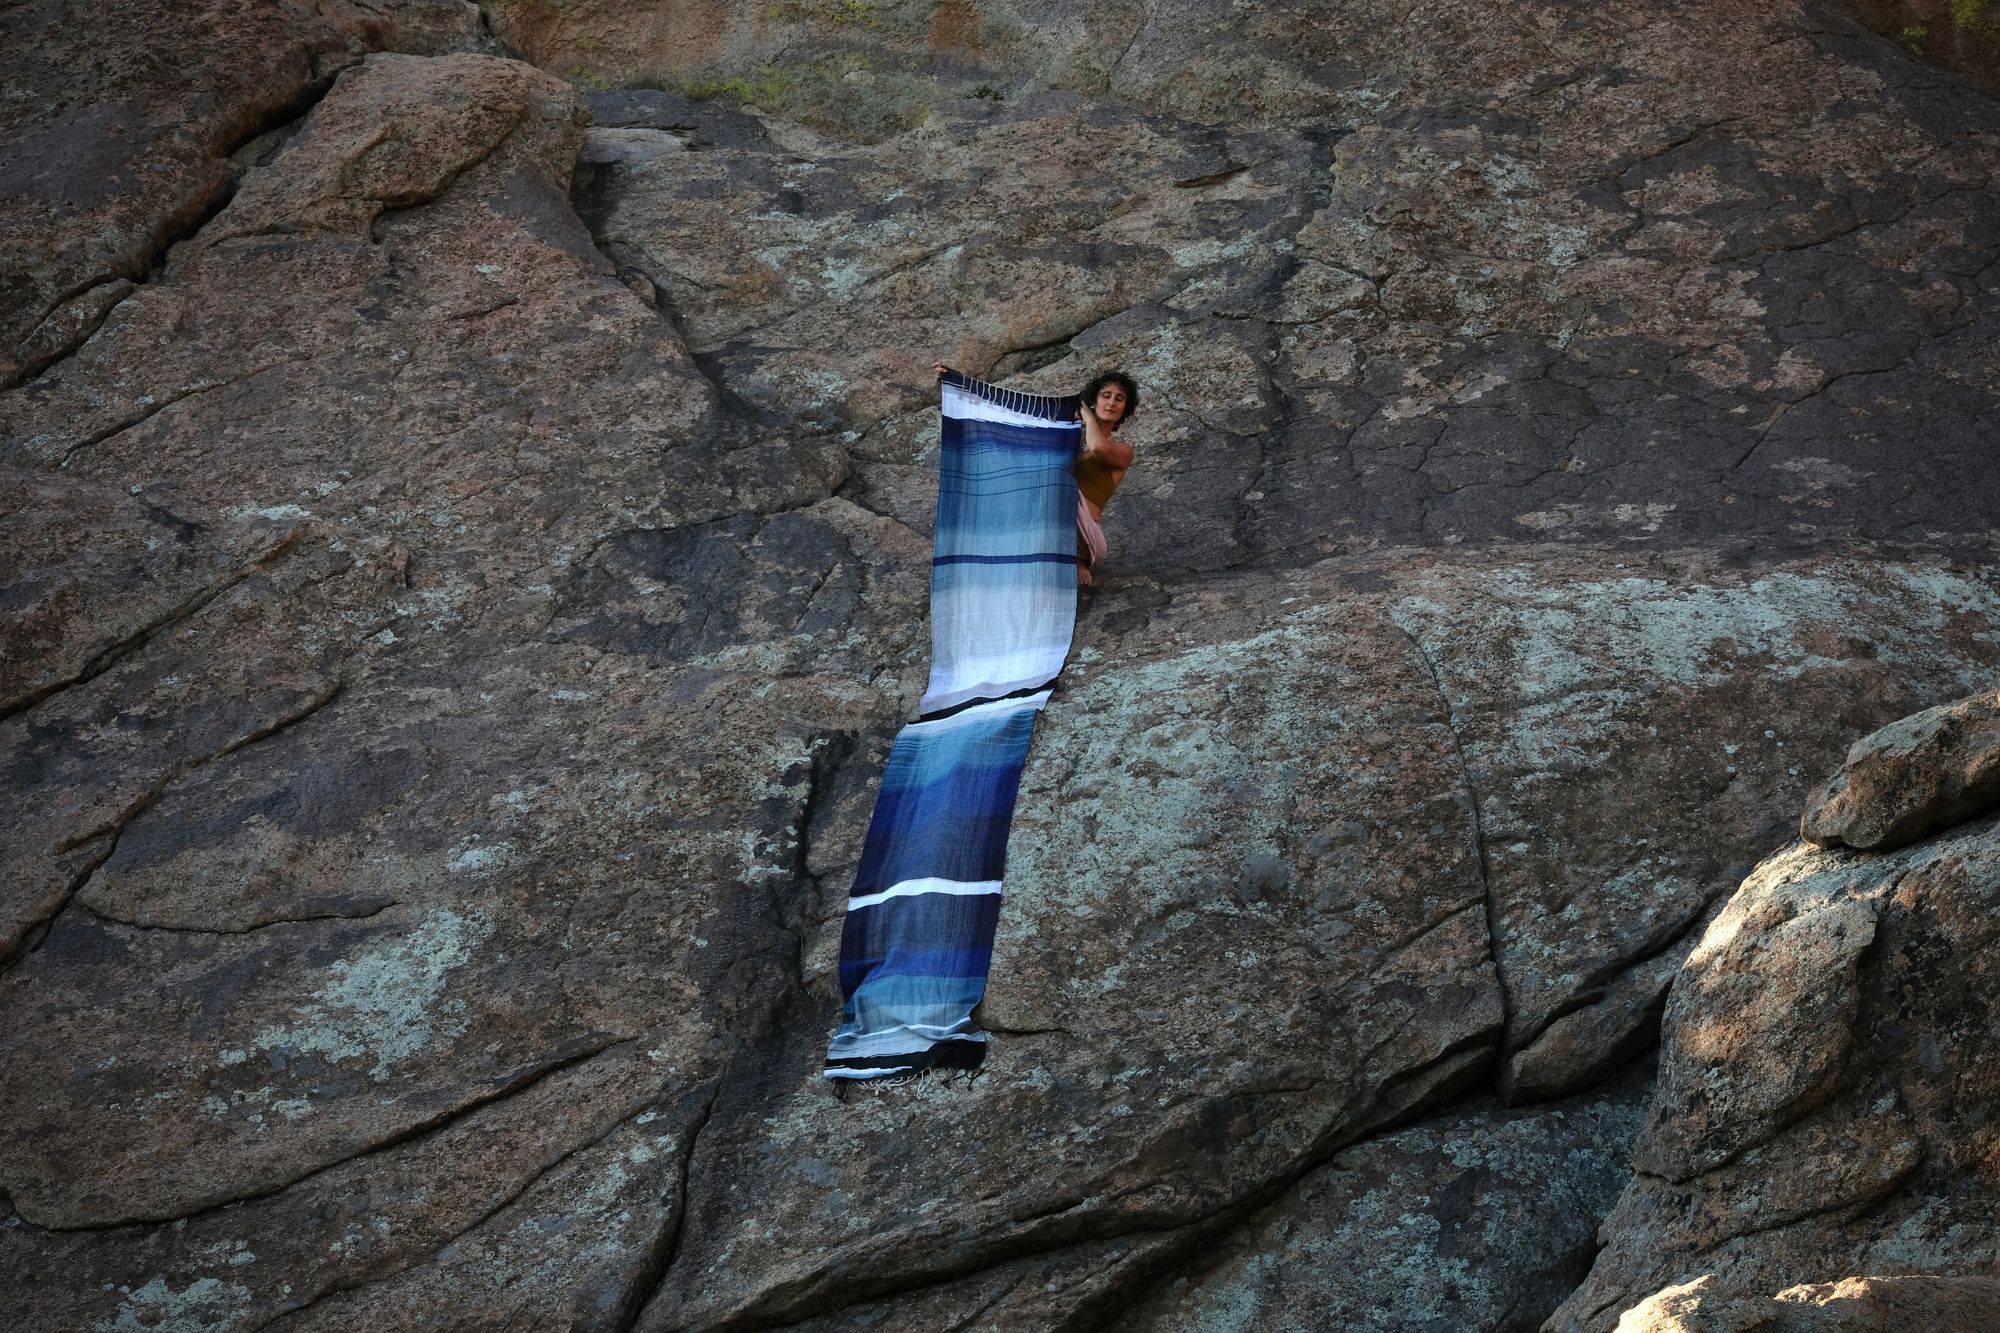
1551, 806, 2000, 1331
0, 45, 842, 1330
569, 2, 2000, 567
1801, 689, 2000, 852
0, 0, 494, 390
1110, 1068, 1651, 1333
2, 0, 1999, 1329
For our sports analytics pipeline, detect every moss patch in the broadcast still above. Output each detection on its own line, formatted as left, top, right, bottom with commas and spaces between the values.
762, 0, 880, 25
680, 54, 938, 143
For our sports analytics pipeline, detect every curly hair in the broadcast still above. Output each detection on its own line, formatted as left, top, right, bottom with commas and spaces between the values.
1081, 370, 1139, 426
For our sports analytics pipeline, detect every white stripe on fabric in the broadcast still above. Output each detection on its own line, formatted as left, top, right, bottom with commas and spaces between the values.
941, 382, 1084, 431
823, 1064, 916, 1080
829, 1025, 990, 1056
846, 877, 1003, 911
906, 689, 1051, 732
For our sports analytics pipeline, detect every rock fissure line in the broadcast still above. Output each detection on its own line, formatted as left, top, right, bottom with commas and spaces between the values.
1715, 1153, 1923, 1251
0, 526, 308, 726
615, 1080, 723, 1333
9, 273, 135, 373
250, 1056, 665, 1333
1722, 182, 1982, 266
1533, 897, 1722, 1033
1579, 1147, 1924, 1328
734, 1035, 1497, 1332
1601, 116, 1749, 190
1733, 365, 1904, 470
0, 278, 139, 392
1394, 623, 1511, 1041
48, 361, 290, 469
1062, 1248, 1186, 1333
1378, 895, 1489, 960
372, 100, 538, 245
71, 897, 399, 937
2, 72, 338, 389
761, 1035, 1504, 1332
4, 670, 342, 971
357, 102, 537, 248
775, 730, 857, 993
937, 1273, 1032, 1333
1, 832, 117, 975
1104, 12, 1147, 92
27, 1034, 634, 1234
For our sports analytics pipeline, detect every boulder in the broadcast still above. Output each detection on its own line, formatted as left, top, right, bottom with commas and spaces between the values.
1549, 813, 2000, 1330
1801, 690, 2000, 852
0, 0, 491, 389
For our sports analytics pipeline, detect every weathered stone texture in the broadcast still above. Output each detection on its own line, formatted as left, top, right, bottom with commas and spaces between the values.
0, 0, 499, 388
1551, 813, 2000, 1331
567, 2, 2000, 566
0, 47, 848, 1330
1113, 1069, 1650, 1333
1832, 1, 2000, 97
1801, 688, 2000, 852
3, 0, 1999, 1329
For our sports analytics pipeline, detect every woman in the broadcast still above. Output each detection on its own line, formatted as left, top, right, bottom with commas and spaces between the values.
932, 363, 1140, 585
1073, 370, 1138, 586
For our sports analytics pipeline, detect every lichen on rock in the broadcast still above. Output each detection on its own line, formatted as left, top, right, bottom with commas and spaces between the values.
3, 0, 1999, 1329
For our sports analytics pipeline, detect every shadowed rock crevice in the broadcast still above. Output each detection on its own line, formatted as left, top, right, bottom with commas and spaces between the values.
72, 897, 400, 937
613, 1081, 721, 1333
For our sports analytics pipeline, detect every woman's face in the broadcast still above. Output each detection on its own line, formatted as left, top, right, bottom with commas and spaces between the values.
1092, 383, 1129, 425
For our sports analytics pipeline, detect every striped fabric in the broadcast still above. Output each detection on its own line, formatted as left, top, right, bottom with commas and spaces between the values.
825, 371, 1083, 1081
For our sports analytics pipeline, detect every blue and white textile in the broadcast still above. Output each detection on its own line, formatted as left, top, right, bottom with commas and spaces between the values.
824, 371, 1082, 1081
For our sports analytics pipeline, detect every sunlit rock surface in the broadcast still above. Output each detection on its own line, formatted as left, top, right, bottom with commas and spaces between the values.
1613, 1273, 2000, 1332
1552, 808, 2000, 1331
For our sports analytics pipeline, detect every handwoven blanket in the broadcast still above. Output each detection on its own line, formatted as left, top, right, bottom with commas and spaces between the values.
824, 370, 1082, 1081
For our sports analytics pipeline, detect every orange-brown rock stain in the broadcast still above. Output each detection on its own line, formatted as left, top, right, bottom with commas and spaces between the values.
483, 0, 734, 85
929, 0, 984, 59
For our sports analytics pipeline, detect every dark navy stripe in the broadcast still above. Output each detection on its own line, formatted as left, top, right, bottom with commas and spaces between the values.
824, 1040, 987, 1076
915, 680, 1059, 722
933, 553, 1078, 566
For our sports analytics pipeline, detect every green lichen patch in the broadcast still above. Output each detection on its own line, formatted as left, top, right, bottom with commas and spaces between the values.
678, 54, 939, 144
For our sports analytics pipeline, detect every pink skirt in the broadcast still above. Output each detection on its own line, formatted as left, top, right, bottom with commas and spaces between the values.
1076, 496, 1108, 586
